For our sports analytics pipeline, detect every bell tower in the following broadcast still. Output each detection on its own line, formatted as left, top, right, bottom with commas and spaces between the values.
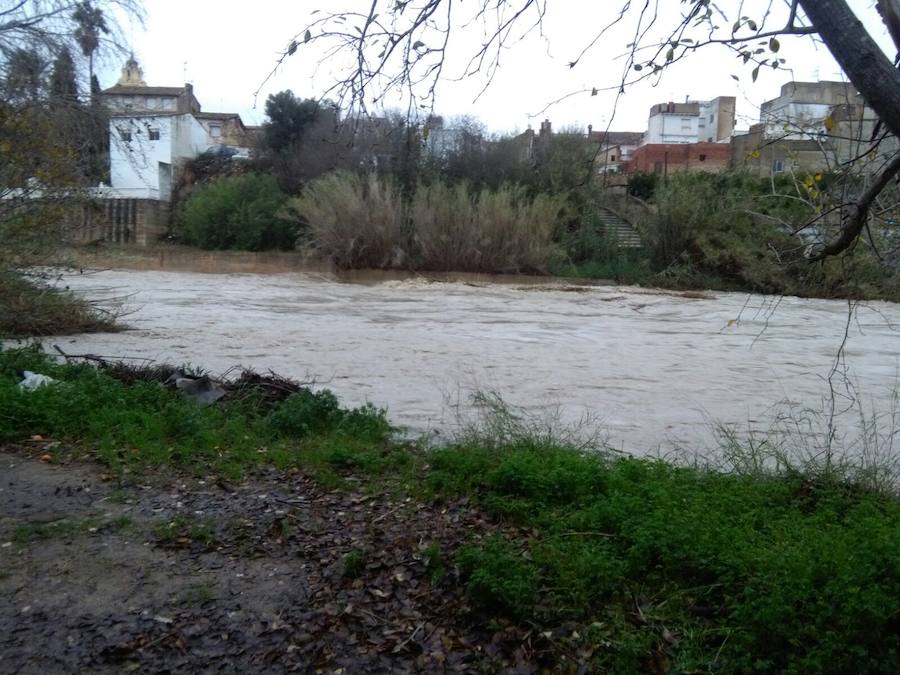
117, 54, 146, 86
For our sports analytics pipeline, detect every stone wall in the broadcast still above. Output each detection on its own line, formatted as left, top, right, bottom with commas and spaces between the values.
730, 126, 830, 175
70, 199, 170, 246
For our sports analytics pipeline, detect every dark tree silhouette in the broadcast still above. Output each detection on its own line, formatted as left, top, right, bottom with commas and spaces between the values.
72, 1, 108, 93
50, 46, 78, 101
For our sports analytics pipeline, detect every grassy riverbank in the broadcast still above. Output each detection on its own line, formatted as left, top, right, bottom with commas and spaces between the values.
3, 346, 899, 672
0, 272, 120, 338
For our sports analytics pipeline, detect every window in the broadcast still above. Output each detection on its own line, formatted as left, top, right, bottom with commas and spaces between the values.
772, 159, 785, 173
209, 124, 221, 138
709, 114, 715, 122
610, 155, 617, 162
119, 129, 132, 142
149, 128, 160, 141
699, 154, 707, 162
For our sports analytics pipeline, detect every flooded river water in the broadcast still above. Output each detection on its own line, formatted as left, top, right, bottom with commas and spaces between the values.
50, 267, 900, 455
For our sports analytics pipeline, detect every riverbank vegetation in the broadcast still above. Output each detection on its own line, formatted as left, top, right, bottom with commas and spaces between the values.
290, 172, 561, 273
0, 272, 119, 337
624, 171, 899, 299
168, 96, 900, 302
178, 173, 294, 251
3, 345, 899, 672
0, 1, 143, 338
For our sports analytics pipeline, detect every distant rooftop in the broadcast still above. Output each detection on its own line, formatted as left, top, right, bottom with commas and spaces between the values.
589, 131, 644, 146
102, 85, 189, 96
196, 112, 241, 120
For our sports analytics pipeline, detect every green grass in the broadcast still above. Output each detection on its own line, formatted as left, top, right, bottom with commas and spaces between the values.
152, 514, 217, 548
422, 542, 447, 584
11, 515, 131, 545
2, 345, 899, 672
342, 549, 368, 579
12, 518, 98, 544
183, 582, 215, 604
430, 439, 900, 672
0, 345, 399, 480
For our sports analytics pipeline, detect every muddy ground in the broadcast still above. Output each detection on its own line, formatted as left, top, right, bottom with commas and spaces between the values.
0, 450, 575, 674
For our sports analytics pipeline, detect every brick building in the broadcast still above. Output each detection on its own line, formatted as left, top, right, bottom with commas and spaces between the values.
628, 142, 731, 175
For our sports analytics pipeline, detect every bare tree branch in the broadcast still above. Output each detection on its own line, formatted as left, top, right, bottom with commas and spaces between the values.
810, 152, 900, 259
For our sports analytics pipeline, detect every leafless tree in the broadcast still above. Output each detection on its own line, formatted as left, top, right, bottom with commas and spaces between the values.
272, 0, 900, 261
0, 0, 143, 264
0, 0, 141, 72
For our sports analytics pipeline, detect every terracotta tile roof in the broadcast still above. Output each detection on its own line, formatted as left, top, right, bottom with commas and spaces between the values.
589, 131, 644, 146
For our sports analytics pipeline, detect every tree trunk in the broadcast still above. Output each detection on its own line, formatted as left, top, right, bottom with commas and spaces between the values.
799, 0, 900, 137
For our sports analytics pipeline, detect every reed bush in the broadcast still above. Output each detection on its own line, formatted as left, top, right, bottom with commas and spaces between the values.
291, 171, 406, 269
412, 182, 562, 273
293, 172, 563, 273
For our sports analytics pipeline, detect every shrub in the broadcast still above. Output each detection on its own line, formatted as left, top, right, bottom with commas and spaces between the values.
290, 171, 406, 269
627, 171, 659, 200
640, 171, 812, 293
178, 173, 293, 251
291, 172, 564, 273
267, 389, 391, 443
411, 181, 563, 273
266, 389, 343, 437
0, 272, 119, 337
551, 209, 653, 282
617, 170, 900, 298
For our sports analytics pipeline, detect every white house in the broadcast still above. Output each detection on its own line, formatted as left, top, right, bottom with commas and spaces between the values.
759, 81, 863, 140
643, 97, 736, 145
100, 56, 252, 201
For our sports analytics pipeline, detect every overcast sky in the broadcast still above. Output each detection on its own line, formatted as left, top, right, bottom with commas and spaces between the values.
101, 0, 893, 135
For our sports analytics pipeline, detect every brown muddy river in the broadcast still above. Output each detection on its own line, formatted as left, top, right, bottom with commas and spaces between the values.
50, 267, 900, 455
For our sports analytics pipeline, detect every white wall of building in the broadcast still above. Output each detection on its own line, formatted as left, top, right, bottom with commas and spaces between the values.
697, 101, 718, 143
109, 115, 173, 199
197, 119, 218, 144
109, 113, 212, 199
172, 114, 212, 158
761, 101, 832, 139
645, 113, 699, 144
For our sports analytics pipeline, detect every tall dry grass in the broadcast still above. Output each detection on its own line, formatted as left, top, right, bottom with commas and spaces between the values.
412, 182, 561, 273
290, 172, 563, 273
291, 172, 407, 269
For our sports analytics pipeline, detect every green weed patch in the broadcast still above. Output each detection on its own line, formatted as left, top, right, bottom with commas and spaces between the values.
2, 346, 899, 672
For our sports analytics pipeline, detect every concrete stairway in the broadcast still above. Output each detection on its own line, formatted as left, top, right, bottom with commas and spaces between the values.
595, 207, 643, 248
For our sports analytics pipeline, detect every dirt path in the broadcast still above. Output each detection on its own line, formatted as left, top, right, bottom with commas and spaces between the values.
0, 452, 551, 673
